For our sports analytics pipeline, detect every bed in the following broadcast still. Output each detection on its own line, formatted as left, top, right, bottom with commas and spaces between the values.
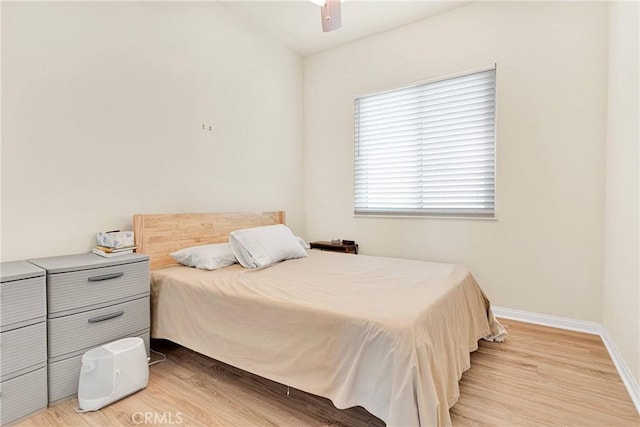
134, 211, 506, 426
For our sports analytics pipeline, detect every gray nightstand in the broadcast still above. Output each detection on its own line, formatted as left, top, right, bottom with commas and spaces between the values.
28, 253, 150, 404
0, 261, 48, 425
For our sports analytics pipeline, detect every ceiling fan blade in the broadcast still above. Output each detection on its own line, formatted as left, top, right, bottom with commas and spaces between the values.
321, 0, 342, 32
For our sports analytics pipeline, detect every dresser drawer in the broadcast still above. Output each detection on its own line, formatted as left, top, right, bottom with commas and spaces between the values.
47, 260, 149, 317
0, 276, 46, 332
0, 366, 47, 425
0, 322, 46, 381
48, 330, 149, 403
48, 296, 150, 360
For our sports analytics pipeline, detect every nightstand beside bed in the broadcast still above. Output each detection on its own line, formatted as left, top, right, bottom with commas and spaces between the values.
309, 241, 358, 254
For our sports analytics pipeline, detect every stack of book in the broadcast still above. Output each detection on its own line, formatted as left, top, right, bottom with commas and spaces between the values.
92, 245, 137, 258
94, 230, 136, 257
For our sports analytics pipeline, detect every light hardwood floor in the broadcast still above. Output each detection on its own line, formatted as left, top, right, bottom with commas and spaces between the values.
19, 319, 639, 426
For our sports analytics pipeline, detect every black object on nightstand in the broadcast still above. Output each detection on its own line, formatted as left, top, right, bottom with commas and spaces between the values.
310, 240, 359, 254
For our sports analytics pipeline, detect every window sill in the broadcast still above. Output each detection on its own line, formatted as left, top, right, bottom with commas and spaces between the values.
353, 214, 498, 221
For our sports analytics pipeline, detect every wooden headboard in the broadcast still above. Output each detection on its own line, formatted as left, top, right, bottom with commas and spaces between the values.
133, 211, 285, 270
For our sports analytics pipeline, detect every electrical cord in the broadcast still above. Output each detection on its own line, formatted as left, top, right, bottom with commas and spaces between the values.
149, 348, 167, 366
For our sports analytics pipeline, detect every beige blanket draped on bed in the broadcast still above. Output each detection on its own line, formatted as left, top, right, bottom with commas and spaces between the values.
150, 250, 506, 426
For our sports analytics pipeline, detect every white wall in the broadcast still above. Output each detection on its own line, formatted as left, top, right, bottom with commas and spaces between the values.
303, 1, 608, 322
603, 1, 640, 385
1, 2, 304, 261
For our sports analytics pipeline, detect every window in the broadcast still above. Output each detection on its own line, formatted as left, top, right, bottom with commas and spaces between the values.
354, 67, 496, 217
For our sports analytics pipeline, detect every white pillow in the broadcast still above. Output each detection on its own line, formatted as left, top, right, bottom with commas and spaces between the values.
170, 243, 237, 270
229, 224, 308, 269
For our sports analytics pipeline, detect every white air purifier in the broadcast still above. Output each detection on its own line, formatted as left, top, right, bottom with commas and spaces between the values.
78, 337, 149, 411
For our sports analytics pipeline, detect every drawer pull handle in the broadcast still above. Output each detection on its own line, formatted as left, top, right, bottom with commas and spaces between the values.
88, 272, 124, 282
88, 311, 124, 323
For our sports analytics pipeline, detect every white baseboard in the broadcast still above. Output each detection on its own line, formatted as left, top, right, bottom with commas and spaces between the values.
492, 306, 640, 414
600, 326, 640, 414
492, 306, 602, 335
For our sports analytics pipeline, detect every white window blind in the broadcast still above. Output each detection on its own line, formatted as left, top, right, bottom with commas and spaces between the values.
354, 67, 496, 217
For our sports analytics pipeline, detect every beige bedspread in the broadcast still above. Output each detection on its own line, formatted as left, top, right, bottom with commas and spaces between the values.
150, 250, 506, 426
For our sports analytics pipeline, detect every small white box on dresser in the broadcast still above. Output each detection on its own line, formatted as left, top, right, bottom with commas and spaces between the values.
0, 261, 48, 425
28, 252, 150, 404
96, 231, 134, 249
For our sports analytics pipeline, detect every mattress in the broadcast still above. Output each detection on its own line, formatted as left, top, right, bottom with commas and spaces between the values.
150, 250, 506, 426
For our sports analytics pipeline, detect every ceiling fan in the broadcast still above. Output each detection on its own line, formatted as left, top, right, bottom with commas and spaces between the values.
309, 0, 343, 32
